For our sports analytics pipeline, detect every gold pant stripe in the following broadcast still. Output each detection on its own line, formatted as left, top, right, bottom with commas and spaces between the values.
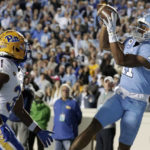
0, 139, 14, 150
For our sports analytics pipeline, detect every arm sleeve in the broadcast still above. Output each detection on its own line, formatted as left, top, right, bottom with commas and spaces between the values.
0, 58, 11, 75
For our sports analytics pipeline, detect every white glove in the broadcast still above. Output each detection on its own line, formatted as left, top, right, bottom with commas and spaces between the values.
102, 12, 118, 43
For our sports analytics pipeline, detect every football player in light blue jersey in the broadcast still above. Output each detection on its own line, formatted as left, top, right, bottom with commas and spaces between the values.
70, 11, 150, 150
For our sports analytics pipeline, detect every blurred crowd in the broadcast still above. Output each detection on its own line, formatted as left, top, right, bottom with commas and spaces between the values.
0, 0, 150, 109
1, 0, 150, 107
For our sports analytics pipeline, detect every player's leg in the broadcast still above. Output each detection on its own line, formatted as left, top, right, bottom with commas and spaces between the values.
70, 94, 123, 150
70, 118, 102, 150
118, 98, 147, 150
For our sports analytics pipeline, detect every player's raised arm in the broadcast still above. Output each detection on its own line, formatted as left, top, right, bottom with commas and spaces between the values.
98, 25, 110, 51
102, 11, 150, 69
97, 4, 124, 52
98, 24, 124, 52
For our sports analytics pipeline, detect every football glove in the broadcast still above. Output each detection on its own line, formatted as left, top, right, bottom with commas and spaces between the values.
0, 123, 24, 150
0, 123, 13, 142
102, 12, 118, 43
37, 130, 53, 147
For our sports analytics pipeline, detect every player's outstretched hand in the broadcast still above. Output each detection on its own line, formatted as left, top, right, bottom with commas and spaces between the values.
0, 123, 14, 142
37, 130, 53, 147
102, 12, 118, 43
102, 12, 117, 35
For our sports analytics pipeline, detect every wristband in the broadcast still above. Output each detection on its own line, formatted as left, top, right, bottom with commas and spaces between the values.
108, 33, 118, 43
28, 121, 38, 131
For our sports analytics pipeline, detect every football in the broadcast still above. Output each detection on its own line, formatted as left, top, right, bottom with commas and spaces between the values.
97, 4, 120, 25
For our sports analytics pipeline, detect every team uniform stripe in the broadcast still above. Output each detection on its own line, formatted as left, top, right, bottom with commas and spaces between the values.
0, 139, 14, 150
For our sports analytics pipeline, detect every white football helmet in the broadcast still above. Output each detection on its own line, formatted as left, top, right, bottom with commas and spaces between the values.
132, 14, 150, 42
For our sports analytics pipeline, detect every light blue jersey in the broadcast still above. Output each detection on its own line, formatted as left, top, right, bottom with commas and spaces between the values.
119, 37, 150, 95
95, 38, 149, 146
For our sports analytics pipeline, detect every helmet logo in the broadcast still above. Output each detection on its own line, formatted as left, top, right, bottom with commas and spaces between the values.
5, 35, 20, 42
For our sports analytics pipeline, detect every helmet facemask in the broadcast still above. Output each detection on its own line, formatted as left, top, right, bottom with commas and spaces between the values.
131, 14, 150, 42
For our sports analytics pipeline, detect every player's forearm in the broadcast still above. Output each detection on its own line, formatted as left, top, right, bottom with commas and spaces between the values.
14, 108, 41, 133
12, 94, 41, 133
99, 25, 110, 51
110, 42, 135, 67
110, 42, 125, 65
110, 43, 148, 67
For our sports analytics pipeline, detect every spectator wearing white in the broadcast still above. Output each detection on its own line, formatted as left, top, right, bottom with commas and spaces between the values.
80, 33, 90, 52
69, 30, 82, 56
44, 85, 53, 105
54, 8, 71, 30
96, 76, 116, 150
1, 12, 11, 29
51, 80, 62, 106
58, 65, 65, 80
126, 1, 134, 18
47, 57, 58, 72
77, 85, 95, 109
113, 74, 120, 88
38, 73, 52, 92
97, 76, 114, 107
76, 48, 88, 66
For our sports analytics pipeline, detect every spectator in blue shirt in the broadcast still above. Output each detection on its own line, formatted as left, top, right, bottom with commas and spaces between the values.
61, 66, 77, 86
53, 83, 82, 150
31, 24, 43, 42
